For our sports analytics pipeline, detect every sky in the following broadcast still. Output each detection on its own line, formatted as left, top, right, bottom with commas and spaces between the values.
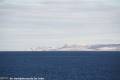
0, 0, 120, 50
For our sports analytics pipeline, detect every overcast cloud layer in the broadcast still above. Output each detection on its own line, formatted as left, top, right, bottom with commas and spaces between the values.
0, 0, 120, 51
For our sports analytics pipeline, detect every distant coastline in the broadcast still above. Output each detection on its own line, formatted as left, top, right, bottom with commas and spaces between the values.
29, 44, 120, 51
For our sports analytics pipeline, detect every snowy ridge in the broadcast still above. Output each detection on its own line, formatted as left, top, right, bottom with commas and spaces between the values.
29, 44, 120, 51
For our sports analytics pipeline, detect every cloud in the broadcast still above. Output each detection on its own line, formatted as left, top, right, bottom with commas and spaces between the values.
0, 0, 120, 50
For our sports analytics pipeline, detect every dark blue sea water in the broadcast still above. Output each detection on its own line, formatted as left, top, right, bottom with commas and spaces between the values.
0, 51, 120, 80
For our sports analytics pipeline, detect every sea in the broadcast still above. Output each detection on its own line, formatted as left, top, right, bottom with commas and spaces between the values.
0, 51, 120, 80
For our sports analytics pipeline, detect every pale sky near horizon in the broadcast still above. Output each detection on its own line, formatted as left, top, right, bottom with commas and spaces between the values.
0, 0, 120, 50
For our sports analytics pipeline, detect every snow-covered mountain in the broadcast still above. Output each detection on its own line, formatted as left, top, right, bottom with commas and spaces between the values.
89, 44, 120, 51
29, 44, 120, 51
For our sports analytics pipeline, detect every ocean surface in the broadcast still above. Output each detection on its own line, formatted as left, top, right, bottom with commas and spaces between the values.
0, 51, 120, 80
